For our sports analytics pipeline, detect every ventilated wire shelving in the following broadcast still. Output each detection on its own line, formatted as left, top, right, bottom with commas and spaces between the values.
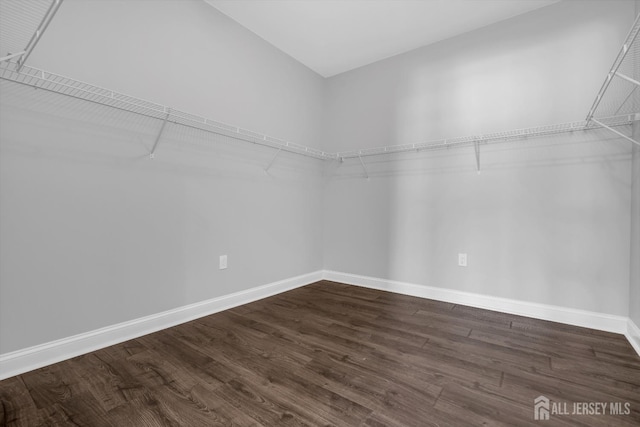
335, 116, 635, 160
340, 13, 640, 161
0, 0, 62, 68
585, 13, 640, 146
0, 2, 639, 171
0, 62, 333, 161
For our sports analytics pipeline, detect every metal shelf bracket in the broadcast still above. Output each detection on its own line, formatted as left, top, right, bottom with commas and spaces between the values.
358, 154, 369, 180
614, 71, 640, 87
150, 109, 170, 159
591, 118, 640, 147
264, 147, 283, 173
0, 51, 26, 64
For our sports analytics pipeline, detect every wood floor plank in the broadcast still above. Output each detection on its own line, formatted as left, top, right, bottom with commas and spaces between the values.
1, 280, 639, 426
69, 352, 137, 412
499, 371, 640, 427
105, 392, 183, 427
187, 382, 261, 426
303, 353, 442, 425
510, 319, 637, 355
145, 383, 235, 427
99, 338, 147, 361
450, 303, 517, 325
230, 356, 373, 426
468, 325, 597, 360
216, 378, 314, 427
414, 307, 515, 335
0, 376, 41, 427
38, 392, 114, 427
20, 362, 87, 410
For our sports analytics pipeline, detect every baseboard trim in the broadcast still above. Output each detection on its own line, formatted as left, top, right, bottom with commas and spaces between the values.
3, 270, 636, 380
322, 270, 630, 336
0, 271, 323, 380
626, 319, 640, 357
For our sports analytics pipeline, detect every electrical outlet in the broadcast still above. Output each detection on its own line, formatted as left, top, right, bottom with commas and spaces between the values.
219, 255, 228, 270
458, 253, 467, 267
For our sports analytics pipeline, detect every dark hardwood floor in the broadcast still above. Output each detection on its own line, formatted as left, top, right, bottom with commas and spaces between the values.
1, 280, 639, 426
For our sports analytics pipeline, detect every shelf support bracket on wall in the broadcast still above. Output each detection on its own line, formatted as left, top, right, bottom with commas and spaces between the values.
150, 109, 171, 159
358, 154, 369, 180
0, 51, 26, 64
264, 147, 282, 173
592, 118, 640, 147
614, 71, 640, 87
474, 140, 481, 174
615, 87, 637, 116
16, 0, 64, 72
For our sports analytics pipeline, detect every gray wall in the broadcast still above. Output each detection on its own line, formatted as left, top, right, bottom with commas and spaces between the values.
0, 0, 325, 354
631, 1, 640, 329
632, 123, 640, 326
631, 0, 640, 329
29, 0, 325, 149
322, 0, 635, 315
1, 0, 637, 356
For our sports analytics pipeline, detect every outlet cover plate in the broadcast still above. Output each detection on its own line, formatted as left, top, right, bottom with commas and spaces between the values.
458, 253, 467, 267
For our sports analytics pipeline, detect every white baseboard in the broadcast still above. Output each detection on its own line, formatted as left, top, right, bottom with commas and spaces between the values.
322, 270, 630, 336
2, 270, 637, 380
626, 319, 640, 357
0, 271, 323, 381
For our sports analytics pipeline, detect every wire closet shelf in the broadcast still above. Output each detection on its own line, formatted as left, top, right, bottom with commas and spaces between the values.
0, 3, 638, 164
0, 62, 334, 161
1, 61, 635, 162
585, 12, 640, 147
0, 0, 62, 69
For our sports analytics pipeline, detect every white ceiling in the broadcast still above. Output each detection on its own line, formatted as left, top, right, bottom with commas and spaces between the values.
204, 0, 560, 78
